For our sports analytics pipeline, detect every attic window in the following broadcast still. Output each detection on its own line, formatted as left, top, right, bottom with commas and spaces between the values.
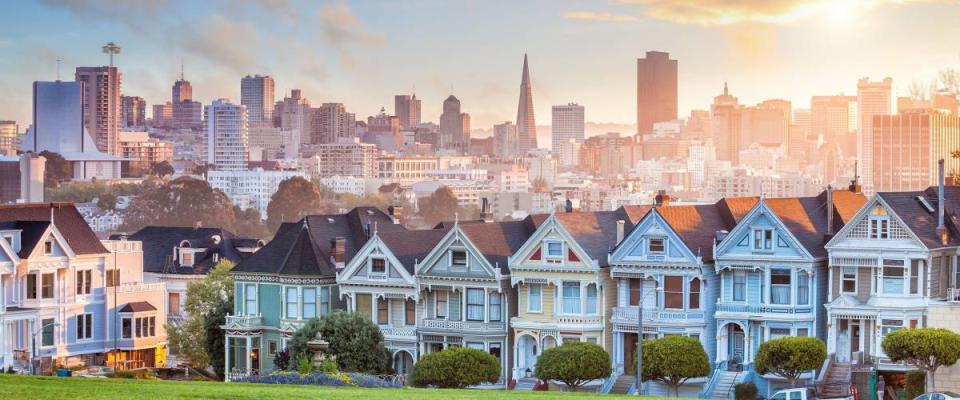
451, 250, 467, 267
179, 240, 191, 248
648, 238, 665, 253
371, 258, 386, 274
44, 240, 53, 255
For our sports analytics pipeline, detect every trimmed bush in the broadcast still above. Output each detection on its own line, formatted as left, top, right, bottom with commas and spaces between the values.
883, 328, 960, 392
286, 311, 391, 374
905, 370, 926, 400
755, 336, 826, 388
412, 347, 500, 388
735, 382, 759, 400
637, 336, 711, 397
535, 341, 611, 391
236, 371, 401, 388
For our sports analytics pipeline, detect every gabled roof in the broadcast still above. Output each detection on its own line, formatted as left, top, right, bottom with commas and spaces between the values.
119, 301, 157, 313
529, 209, 633, 266
116, 226, 260, 275
877, 186, 960, 248
378, 229, 450, 274
459, 220, 535, 272
653, 204, 733, 262
0, 203, 107, 257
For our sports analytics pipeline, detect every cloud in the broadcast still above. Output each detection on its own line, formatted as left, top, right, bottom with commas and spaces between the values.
615, 0, 936, 26
175, 16, 262, 74
563, 11, 640, 22
317, 0, 385, 50
39, 0, 170, 33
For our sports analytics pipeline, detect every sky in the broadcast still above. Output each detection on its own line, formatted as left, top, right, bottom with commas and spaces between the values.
2, 0, 960, 132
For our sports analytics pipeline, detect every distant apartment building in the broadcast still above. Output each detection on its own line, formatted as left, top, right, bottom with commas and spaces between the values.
303, 138, 377, 179
636, 51, 678, 134
376, 156, 440, 187
741, 99, 790, 147
711, 168, 822, 199
152, 103, 173, 127
493, 121, 520, 159
0, 121, 19, 154
871, 110, 960, 192
76, 66, 122, 156
311, 103, 356, 144
0, 153, 44, 204
558, 138, 582, 168
121, 96, 146, 129
365, 108, 401, 150
711, 83, 742, 164
205, 99, 249, 171
412, 179, 488, 207
240, 75, 275, 124
394, 94, 421, 129
118, 131, 174, 168
439, 95, 470, 153
247, 124, 283, 161
857, 77, 893, 194
551, 103, 585, 160
275, 89, 311, 156
207, 169, 306, 218
318, 176, 383, 197
580, 133, 642, 178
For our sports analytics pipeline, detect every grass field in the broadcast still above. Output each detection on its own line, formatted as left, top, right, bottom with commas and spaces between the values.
0, 375, 652, 399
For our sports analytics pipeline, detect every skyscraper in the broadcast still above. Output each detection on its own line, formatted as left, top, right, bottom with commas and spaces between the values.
241, 75, 275, 124
636, 51, 678, 134
439, 95, 470, 152
172, 70, 202, 129
493, 121, 519, 159
311, 103, 356, 144
710, 83, 742, 163
206, 99, 249, 171
871, 110, 959, 192
857, 77, 892, 194
121, 95, 146, 129
276, 89, 311, 155
394, 94, 421, 129
516, 54, 537, 154
75, 66, 122, 155
810, 95, 856, 158
0, 121, 18, 155
551, 103, 585, 160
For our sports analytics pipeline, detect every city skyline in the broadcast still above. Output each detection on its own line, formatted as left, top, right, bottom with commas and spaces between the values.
2, 1, 960, 131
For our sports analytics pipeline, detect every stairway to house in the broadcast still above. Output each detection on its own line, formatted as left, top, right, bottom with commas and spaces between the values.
820, 362, 852, 398
609, 374, 636, 395
514, 378, 537, 391
708, 370, 741, 400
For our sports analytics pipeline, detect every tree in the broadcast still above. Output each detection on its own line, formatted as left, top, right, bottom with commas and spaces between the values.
412, 347, 500, 388
417, 186, 460, 226
232, 206, 268, 239
535, 341, 611, 391
882, 328, 960, 392
39, 151, 72, 187
639, 336, 710, 397
121, 177, 236, 233
265, 177, 330, 232
166, 259, 234, 378
148, 160, 175, 177
191, 163, 210, 178
96, 193, 118, 210
286, 311, 391, 374
755, 336, 827, 388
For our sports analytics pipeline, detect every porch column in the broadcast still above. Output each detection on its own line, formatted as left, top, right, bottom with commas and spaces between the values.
224, 336, 231, 381
613, 332, 622, 372
245, 336, 252, 374
859, 318, 866, 360
744, 324, 752, 364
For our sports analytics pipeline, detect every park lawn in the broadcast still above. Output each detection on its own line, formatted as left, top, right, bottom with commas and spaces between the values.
0, 375, 653, 400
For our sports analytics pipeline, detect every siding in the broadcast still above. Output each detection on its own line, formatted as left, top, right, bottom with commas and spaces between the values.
389, 298, 404, 326
748, 271, 761, 304
517, 283, 556, 323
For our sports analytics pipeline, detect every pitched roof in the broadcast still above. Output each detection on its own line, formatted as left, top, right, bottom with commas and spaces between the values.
378, 229, 450, 274
757, 190, 866, 258
530, 209, 634, 266
878, 186, 960, 248
459, 220, 535, 272
119, 301, 157, 313
116, 226, 260, 275
0, 202, 107, 257
654, 204, 733, 262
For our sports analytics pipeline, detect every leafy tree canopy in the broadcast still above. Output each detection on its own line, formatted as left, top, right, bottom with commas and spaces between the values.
286, 311, 390, 374
121, 176, 236, 233
412, 347, 500, 388
640, 336, 710, 397
535, 341, 611, 390
883, 328, 960, 392
265, 176, 331, 232
755, 336, 826, 387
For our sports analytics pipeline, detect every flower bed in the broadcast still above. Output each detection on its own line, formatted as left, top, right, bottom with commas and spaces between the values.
235, 371, 401, 389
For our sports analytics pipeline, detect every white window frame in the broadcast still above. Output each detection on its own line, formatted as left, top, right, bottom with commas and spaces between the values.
243, 283, 258, 316
302, 287, 318, 319
545, 240, 564, 259
44, 239, 53, 255
841, 267, 858, 294
769, 268, 792, 305
369, 258, 387, 276
753, 228, 774, 251
76, 313, 93, 341
585, 283, 598, 315
435, 291, 449, 319
527, 284, 542, 313
76, 269, 93, 295
465, 288, 485, 322
561, 281, 582, 315
732, 270, 747, 302
648, 237, 666, 253
319, 287, 331, 316
284, 286, 299, 319
869, 217, 890, 239
489, 292, 502, 321
450, 249, 468, 270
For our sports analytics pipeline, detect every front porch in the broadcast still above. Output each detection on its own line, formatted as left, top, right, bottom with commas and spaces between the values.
222, 314, 264, 381
420, 333, 508, 387
0, 307, 38, 371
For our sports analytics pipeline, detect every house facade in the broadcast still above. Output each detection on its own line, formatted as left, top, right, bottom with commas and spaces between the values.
0, 203, 167, 372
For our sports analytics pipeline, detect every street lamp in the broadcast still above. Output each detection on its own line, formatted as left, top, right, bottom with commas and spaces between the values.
31, 320, 60, 375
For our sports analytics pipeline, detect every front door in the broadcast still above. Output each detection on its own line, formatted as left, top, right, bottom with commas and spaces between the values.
624, 333, 637, 374
837, 319, 851, 363
732, 327, 745, 363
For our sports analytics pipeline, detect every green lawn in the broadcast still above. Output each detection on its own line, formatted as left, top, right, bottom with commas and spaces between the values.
0, 375, 652, 399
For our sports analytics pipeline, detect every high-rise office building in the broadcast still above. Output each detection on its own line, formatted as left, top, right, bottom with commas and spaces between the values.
205, 99, 249, 171
810, 95, 856, 158
394, 94, 421, 129
636, 51, 678, 134
857, 77, 892, 193
75, 66, 122, 155
172, 74, 202, 129
871, 110, 960, 192
551, 103, 585, 160
121, 96, 146, 129
275, 89, 311, 156
152, 102, 173, 127
516, 54, 537, 153
311, 103, 356, 145
711, 83, 742, 164
439, 95, 470, 152
173, 76, 192, 104
0, 121, 19, 155
493, 121, 519, 159
741, 99, 791, 147
240, 75, 275, 124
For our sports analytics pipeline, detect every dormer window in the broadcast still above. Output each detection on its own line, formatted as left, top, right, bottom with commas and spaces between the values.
546, 241, 563, 258
371, 258, 386, 274
44, 239, 53, 255
451, 250, 467, 268
648, 238, 665, 253
180, 250, 194, 266
753, 229, 773, 250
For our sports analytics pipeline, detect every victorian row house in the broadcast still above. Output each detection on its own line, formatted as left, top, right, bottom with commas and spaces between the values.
0, 203, 168, 373
223, 182, 960, 395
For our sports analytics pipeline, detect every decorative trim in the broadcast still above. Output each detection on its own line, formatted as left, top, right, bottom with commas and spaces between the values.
234, 274, 336, 285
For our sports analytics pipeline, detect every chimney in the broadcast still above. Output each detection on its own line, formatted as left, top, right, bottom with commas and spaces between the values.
849, 160, 862, 193
480, 198, 493, 223
616, 220, 625, 245
937, 159, 947, 244
654, 190, 670, 207
388, 205, 403, 225
330, 237, 346, 266
564, 199, 573, 213
826, 185, 835, 237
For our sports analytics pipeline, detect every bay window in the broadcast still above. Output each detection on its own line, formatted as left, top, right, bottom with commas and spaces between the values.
302, 287, 317, 319
244, 284, 257, 316
769, 327, 791, 340
664, 276, 683, 309
689, 278, 701, 309
489, 292, 502, 321
320, 287, 330, 316
377, 298, 389, 324
41, 273, 54, 299
562, 282, 581, 314
842, 267, 857, 293
435, 291, 448, 319
285, 287, 298, 319
466, 289, 484, 321
629, 278, 641, 306
527, 284, 542, 312
797, 272, 809, 305
586, 284, 598, 314
733, 270, 746, 302
770, 269, 791, 305
405, 299, 416, 325
881, 259, 905, 295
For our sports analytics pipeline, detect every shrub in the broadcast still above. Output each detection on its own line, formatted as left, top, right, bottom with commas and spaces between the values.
638, 336, 711, 397
236, 371, 400, 388
735, 382, 759, 400
905, 370, 926, 400
883, 328, 960, 392
755, 336, 826, 388
273, 349, 290, 371
287, 311, 391, 374
535, 341, 611, 391
412, 347, 500, 388
296, 354, 313, 375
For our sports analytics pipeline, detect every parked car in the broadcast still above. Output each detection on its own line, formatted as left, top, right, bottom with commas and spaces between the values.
771, 387, 854, 400
914, 393, 960, 400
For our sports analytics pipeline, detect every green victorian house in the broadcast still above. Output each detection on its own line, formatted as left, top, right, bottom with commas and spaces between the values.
222, 207, 404, 381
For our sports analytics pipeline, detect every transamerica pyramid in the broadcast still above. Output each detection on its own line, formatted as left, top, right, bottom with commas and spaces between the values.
516, 53, 537, 154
